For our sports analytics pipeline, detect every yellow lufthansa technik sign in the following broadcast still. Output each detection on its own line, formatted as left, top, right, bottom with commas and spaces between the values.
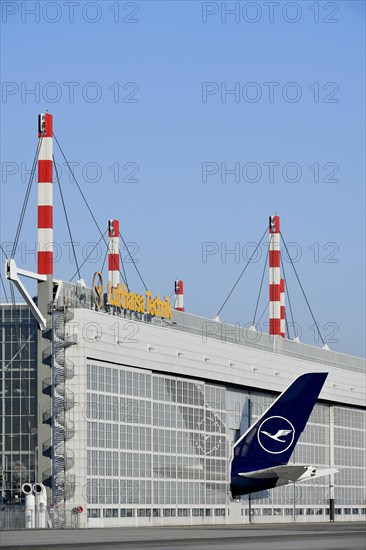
108, 282, 172, 319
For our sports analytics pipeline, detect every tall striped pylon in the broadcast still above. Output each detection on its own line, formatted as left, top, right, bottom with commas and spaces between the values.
38, 113, 53, 275
174, 280, 184, 311
280, 278, 286, 339
269, 215, 281, 337
108, 219, 120, 288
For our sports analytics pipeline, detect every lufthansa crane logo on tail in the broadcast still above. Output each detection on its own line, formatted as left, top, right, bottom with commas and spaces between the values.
257, 416, 295, 454
261, 429, 292, 443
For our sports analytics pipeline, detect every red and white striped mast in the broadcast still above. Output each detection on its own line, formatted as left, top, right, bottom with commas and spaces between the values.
269, 215, 282, 338
38, 113, 53, 275
37, 112, 54, 498
108, 219, 120, 289
174, 279, 184, 312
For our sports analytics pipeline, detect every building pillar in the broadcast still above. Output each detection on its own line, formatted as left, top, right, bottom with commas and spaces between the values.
329, 404, 335, 522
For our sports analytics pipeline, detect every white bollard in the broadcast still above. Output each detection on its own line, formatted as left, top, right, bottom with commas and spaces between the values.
22, 483, 35, 529
33, 483, 47, 528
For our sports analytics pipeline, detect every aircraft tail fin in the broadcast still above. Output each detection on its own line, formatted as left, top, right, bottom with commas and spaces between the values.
233, 373, 328, 470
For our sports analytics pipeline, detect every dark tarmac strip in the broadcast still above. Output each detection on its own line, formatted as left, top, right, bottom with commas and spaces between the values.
1, 522, 365, 550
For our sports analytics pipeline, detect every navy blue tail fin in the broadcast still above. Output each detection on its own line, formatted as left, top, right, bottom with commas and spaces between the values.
232, 373, 328, 471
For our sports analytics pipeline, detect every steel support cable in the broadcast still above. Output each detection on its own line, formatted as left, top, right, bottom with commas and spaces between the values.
12, 137, 42, 257
280, 232, 325, 346
1, 243, 9, 259
12, 137, 43, 258
280, 256, 295, 340
216, 226, 269, 318
53, 156, 81, 280
252, 235, 270, 326
53, 133, 134, 289
119, 250, 129, 291
53, 133, 104, 238
257, 299, 270, 326
70, 230, 107, 282
119, 233, 147, 291
101, 242, 109, 274
0, 273, 9, 302
0, 245, 9, 302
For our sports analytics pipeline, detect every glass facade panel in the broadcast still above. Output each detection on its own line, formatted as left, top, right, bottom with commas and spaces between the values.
86, 365, 228, 510
0, 305, 38, 501
334, 406, 366, 506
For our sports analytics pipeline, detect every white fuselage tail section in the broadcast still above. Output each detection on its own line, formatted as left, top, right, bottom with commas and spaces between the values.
238, 464, 337, 488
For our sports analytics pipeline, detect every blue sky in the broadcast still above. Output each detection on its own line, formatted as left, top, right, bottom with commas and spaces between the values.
0, 1, 365, 357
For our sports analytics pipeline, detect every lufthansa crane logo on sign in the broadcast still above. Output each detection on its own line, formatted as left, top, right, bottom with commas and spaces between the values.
92, 272, 104, 309
257, 416, 295, 454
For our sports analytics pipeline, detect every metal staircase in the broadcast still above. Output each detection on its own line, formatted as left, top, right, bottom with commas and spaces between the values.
42, 305, 77, 519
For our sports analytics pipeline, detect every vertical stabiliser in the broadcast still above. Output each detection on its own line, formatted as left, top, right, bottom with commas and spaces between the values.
231, 372, 328, 496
